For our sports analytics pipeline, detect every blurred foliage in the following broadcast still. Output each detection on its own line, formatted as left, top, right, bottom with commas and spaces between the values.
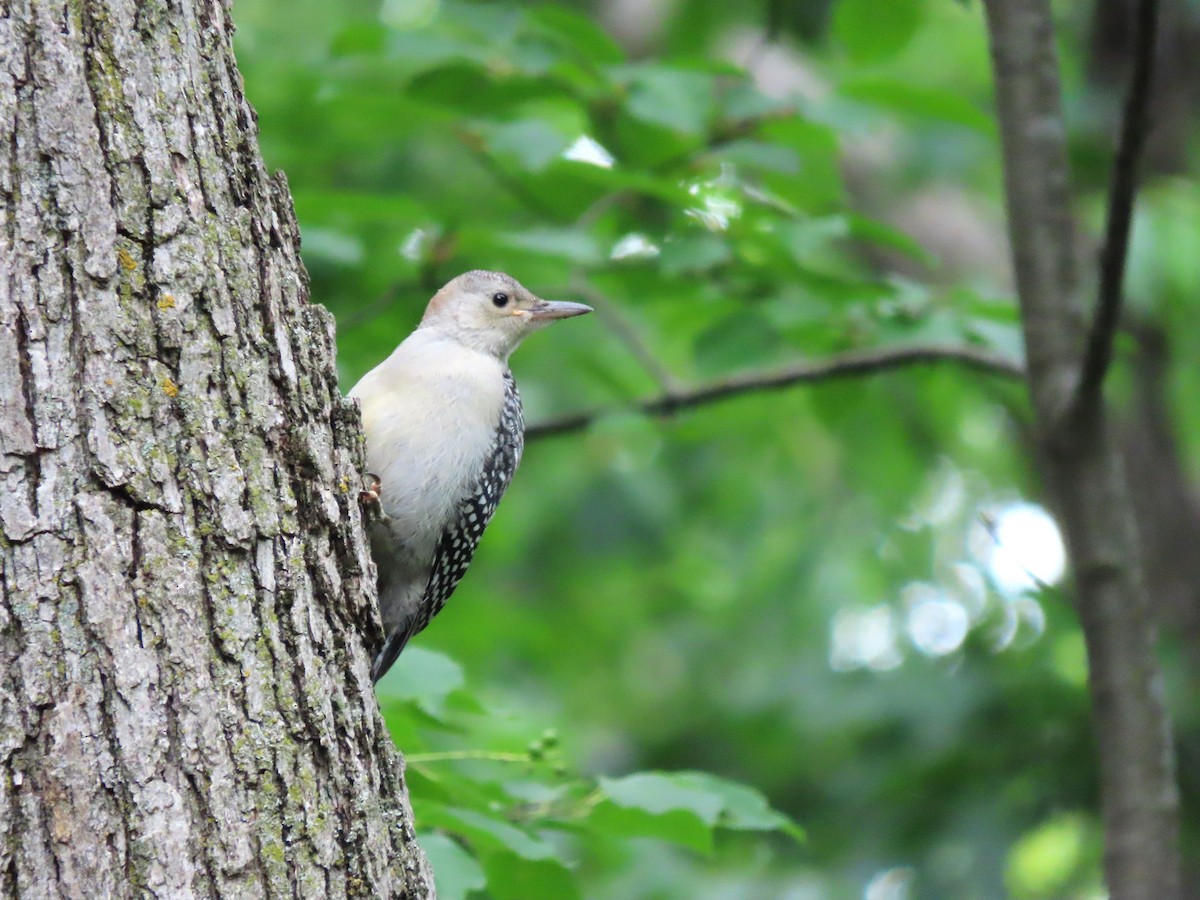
232, 0, 1199, 897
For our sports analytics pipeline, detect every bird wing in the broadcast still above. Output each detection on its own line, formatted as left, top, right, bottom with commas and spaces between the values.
370, 372, 524, 683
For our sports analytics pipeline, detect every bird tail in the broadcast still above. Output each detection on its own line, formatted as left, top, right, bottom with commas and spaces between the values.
370, 625, 414, 684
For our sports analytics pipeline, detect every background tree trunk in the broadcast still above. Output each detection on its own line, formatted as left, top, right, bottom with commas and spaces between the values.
0, 0, 433, 895
983, 1, 1181, 897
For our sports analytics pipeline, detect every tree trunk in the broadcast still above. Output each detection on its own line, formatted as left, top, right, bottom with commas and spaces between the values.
982, 1, 1181, 897
0, 0, 433, 896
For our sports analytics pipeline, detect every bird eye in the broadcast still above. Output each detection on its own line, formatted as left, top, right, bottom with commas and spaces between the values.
492, 292, 510, 308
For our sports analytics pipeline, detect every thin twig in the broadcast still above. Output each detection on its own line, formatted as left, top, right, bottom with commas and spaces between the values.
1076, 0, 1159, 408
455, 127, 562, 221
568, 280, 686, 397
404, 750, 532, 764
527, 343, 1023, 440
573, 189, 634, 231
338, 280, 411, 331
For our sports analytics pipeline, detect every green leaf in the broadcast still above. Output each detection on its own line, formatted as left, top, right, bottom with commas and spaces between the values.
779, 216, 851, 266
328, 23, 386, 58
1005, 814, 1089, 899
712, 139, 801, 176
497, 228, 603, 264
546, 159, 691, 205
406, 770, 516, 815
666, 772, 805, 841
528, 6, 624, 66
620, 66, 715, 135
431, 806, 559, 861
380, 0, 440, 31
591, 771, 802, 849
659, 234, 731, 275
718, 82, 796, 122
758, 118, 843, 210
693, 310, 784, 375
966, 318, 1025, 360
595, 771, 723, 854
405, 62, 555, 116
599, 772, 724, 823
833, 0, 923, 63
846, 214, 936, 267
482, 853, 580, 900
612, 114, 700, 168
482, 119, 571, 172
841, 78, 995, 133
587, 799, 714, 854
381, 32, 485, 77
376, 646, 464, 716
420, 832, 487, 900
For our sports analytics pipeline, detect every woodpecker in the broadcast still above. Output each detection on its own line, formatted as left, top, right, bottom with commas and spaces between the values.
350, 270, 591, 682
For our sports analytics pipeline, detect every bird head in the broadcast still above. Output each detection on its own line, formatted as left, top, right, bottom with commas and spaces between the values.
419, 270, 592, 359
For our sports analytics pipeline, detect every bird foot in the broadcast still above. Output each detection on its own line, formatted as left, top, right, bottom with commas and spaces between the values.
359, 473, 384, 512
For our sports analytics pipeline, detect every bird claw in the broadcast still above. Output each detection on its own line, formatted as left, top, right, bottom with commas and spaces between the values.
359, 473, 383, 511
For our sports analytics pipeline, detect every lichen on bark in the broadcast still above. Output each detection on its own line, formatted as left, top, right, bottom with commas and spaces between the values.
0, 0, 433, 895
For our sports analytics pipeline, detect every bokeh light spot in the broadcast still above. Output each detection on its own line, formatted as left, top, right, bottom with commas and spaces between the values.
907, 595, 969, 657
977, 502, 1066, 596
831, 606, 904, 672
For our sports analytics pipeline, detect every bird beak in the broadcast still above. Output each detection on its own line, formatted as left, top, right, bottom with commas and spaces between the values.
525, 299, 593, 321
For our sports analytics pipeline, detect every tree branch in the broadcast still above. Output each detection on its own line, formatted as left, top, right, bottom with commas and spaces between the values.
1077, 0, 1160, 407
567, 281, 687, 398
527, 343, 1022, 440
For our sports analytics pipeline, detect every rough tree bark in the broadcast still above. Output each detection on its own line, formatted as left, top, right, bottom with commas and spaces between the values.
982, 1, 1181, 897
0, 0, 433, 896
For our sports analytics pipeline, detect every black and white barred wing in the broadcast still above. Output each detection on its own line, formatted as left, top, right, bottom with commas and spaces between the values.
370, 373, 524, 682
420, 374, 525, 626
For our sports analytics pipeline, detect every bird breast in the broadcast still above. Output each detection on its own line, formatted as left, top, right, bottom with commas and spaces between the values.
351, 331, 509, 550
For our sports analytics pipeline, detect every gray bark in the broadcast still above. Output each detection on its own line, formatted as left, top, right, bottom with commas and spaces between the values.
0, 0, 433, 896
981, 2, 1181, 897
